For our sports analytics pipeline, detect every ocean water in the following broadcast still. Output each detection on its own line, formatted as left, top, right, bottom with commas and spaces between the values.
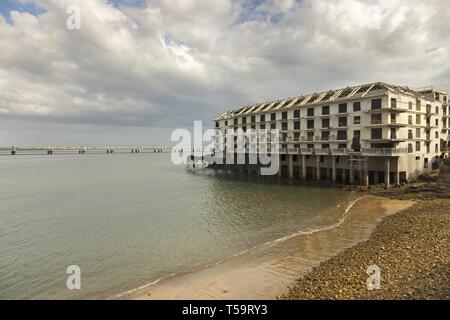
0, 153, 353, 299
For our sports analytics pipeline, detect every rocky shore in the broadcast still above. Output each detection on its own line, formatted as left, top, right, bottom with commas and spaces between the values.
282, 173, 450, 300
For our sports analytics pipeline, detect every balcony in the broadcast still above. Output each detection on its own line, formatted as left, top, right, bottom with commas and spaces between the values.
311, 135, 337, 142
361, 148, 407, 156
365, 106, 408, 113
389, 120, 407, 127
301, 148, 314, 155
332, 124, 348, 129
288, 148, 300, 155
331, 148, 348, 155
364, 120, 407, 127
315, 148, 331, 155
336, 135, 348, 141
426, 107, 438, 116
315, 135, 327, 141
389, 105, 408, 112
301, 136, 314, 142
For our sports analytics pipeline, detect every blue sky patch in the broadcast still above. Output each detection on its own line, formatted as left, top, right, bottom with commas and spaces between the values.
108, 0, 147, 9
0, 0, 46, 23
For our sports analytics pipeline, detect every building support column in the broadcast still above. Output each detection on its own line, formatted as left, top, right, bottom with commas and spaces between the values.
394, 158, 400, 186
288, 155, 294, 179
385, 158, 390, 188
363, 157, 369, 187
332, 156, 337, 183
349, 157, 354, 184
316, 156, 321, 181
302, 155, 306, 180
277, 155, 282, 178
343, 169, 347, 184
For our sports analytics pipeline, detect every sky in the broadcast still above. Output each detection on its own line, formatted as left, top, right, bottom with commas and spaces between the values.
0, 0, 449, 147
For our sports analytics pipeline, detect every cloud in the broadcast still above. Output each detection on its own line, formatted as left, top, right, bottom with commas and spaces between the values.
0, 0, 449, 144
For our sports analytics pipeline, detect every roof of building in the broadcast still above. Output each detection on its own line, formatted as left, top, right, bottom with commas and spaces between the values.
215, 82, 446, 120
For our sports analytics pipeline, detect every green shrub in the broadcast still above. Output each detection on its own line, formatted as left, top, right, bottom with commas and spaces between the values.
444, 157, 450, 166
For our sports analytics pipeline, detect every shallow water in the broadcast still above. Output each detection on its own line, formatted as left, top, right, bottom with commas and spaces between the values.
0, 153, 352, 299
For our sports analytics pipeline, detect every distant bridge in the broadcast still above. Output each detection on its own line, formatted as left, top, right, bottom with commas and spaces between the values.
0, 147, 212, 156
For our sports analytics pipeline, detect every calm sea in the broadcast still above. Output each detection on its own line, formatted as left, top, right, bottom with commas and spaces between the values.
0, 153, 352, 299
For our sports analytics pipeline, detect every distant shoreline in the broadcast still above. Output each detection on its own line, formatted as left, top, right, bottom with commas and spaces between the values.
0, 147, 173, 156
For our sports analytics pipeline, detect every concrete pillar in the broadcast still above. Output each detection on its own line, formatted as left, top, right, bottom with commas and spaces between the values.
302, 155, 307, 180
288, 155, 294, 179
278, 155, 282, 178
394, 158, 400, 186
385, 158, 390, 188
363, 157, 369, 187
349, 158, 354, 184
343, 169, 347, 184
332, 156, 337, 183
316, 156, 321, 181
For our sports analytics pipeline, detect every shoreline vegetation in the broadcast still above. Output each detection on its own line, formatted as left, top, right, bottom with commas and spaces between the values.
282, 170, 450, 300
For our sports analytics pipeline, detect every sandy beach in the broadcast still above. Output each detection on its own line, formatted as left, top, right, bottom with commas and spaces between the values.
122, 196, 413, 300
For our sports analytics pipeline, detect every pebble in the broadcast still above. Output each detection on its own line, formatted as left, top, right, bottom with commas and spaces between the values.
281, 198, 450, 300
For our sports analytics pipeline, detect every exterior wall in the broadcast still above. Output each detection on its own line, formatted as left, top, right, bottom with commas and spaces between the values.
213, 84, 450, 185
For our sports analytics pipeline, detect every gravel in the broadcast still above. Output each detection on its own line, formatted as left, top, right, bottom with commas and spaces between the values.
281, 199, 450, 300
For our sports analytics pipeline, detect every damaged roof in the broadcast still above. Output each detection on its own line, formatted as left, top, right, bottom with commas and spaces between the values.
215, 82, 441, 121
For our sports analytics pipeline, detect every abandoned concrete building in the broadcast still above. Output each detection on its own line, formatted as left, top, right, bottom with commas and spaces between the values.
213, 82, 450, 186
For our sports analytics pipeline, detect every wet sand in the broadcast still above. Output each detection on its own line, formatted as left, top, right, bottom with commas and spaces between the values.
122, 196, 413, 300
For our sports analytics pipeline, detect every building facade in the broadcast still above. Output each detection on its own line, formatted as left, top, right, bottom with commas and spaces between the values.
213, 82, 450, 186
